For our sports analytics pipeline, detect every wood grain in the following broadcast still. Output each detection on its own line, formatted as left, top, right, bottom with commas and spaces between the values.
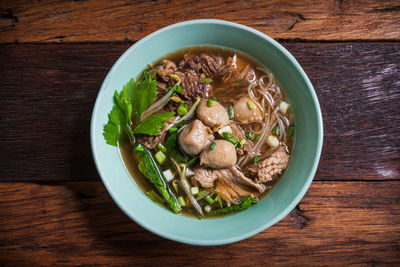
1, 43, 399, 182
0, 181, 399, 265
0, 0, 400, 43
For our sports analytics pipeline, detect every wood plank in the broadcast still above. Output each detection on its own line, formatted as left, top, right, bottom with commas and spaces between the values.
0, 0, 399, 43
0, 181, 399, 265
1, 43, 399, 181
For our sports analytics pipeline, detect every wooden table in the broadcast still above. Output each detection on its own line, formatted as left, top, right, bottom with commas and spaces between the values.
1, 1, 399, 265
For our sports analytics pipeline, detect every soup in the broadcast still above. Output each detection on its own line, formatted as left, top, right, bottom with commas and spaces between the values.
104, 46, 294, 218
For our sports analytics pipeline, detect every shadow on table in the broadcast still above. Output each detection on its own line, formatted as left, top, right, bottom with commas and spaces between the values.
63, 181, 238, 263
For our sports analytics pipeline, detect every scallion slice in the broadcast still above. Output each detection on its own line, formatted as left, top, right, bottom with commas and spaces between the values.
178, 196, 186, 206
247, 101, 254, 110
210, 142, 216, 150
253, 155, 261, 163
155, 151, 166, 165
228, 104, 234, 119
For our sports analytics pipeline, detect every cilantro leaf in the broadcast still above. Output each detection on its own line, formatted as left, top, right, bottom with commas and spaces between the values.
103, 120, 120, 146
103, 71, 164, 146
129, 71, 158, 126
134, 112, 175, 135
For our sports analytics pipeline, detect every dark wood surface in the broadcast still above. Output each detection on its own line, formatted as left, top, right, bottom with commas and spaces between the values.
1, 181, 399, 266
1, 0, 400, 42
1, 0, 400, 265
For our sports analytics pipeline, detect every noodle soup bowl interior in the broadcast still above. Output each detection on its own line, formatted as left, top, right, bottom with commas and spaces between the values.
91, 19, 323, 245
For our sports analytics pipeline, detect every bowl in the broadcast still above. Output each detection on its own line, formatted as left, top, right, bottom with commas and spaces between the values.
91, 19, 323, 245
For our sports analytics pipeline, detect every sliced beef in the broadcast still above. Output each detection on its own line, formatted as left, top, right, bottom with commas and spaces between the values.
155, 59, 176, 82
174, 70, 211, 100
136, 117, 175, 149
192, 166, 264, 204
246, 146, 290, 183
229, 122, 253, 156
179, 53, 225, 78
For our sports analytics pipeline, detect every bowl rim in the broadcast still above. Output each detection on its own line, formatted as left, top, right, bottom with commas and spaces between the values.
91, 19, 323, 245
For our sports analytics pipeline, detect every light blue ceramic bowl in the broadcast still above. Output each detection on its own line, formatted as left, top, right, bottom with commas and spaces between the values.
91, 19, 323, 245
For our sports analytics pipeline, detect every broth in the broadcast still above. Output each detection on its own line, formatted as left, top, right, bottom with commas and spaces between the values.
119, 46, 294, 218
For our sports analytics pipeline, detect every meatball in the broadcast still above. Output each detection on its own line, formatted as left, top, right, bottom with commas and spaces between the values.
200, 140, 237, 169
178, 119, 214, 156
232, 96, 263, 123
196, 99, 230, 129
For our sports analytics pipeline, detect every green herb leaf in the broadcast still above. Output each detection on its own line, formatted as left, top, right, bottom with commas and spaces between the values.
202, 77, 211, 83
103, 72, 158, 146
134, 112, 175, 135
103, 120, 120, 146
129, 71, 158, 126
208, 195, 258, 215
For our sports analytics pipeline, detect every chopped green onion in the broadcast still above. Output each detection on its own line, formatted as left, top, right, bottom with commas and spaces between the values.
239, 138, 246, 146
177, 103, 188, 116
210, 96, 218, 101
174, 84, 183, 93
255, 134, 261, 141
272, 126, 279, 136
155, 151, 166, 165
202, 77, 211, 83
146, 190, 165, 204
197, 191, 205, 197
178, 196, 186, 206
247, 101, 254, 110
246, 132, 255, 140
169, 127, 178, 133
204, 205, 212, 213
157, 143, 167, 153
235, 79, 243, 82
210, 142, 216, 150
207, 98, 213, 107
288, 124, 295, 136
205, 195, 215, 204
253, 155, 261, 163
191, 187, 199, 195
228, 104, 234, 119
223, 132, 239, 147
